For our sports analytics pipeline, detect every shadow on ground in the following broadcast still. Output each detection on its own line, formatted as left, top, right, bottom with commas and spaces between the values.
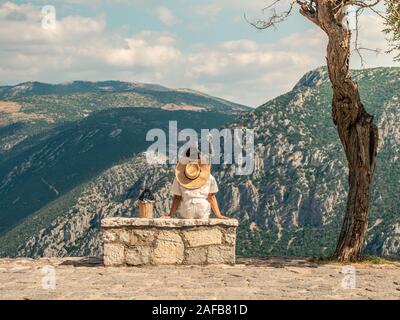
236, 256, 320, 268
60, 257, 103, 267
60, 256, 321, 268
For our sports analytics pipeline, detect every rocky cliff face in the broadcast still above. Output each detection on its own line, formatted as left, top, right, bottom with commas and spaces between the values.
7, 67, 400, 258
17, 155, 174, 257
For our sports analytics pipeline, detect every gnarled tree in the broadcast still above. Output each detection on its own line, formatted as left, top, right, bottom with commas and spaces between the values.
250, 0, 398, 262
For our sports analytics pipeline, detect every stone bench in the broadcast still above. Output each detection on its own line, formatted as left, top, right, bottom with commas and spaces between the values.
101, 218, 239, 266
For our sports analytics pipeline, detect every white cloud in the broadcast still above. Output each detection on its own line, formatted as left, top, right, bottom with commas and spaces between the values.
156, 6, 176, 26
0, 1, 37, 20
180, 13, 397, 106
183, 29, 327, 106
0, 2, 397, 107
350, 14, 396, 67
103, 34, 182, 67
0, 3, 181, 86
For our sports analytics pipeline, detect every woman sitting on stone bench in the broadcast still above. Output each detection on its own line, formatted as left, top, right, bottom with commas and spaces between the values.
165, 147, 228, 220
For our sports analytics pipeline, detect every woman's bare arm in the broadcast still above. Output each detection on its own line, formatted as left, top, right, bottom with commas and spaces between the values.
167, 195, 182, 218
208, 193, 228, 219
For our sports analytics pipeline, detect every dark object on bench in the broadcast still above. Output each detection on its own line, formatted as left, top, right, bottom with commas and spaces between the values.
138, 189, 155, 218
138, 189, 155, 202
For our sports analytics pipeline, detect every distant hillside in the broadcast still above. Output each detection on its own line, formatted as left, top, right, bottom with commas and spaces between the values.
2, 67, 398, 259
0, 80, 249, 155
0, 107, 235, 237
0, 81, 171, 98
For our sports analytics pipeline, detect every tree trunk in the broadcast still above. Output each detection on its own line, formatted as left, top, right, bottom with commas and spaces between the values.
304, 1, 379, 262
328, 29, 379, 261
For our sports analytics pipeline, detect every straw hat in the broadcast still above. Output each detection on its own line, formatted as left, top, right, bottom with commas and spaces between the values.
175, 159, 211, 189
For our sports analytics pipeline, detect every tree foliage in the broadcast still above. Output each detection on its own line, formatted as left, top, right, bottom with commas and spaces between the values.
385, 0, 400, 60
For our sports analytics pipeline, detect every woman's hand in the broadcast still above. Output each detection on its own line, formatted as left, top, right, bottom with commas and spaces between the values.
165, 195, 181, 219
161, 214, 172, 219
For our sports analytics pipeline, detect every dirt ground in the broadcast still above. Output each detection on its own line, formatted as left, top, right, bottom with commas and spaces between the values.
0, 256, 399, 300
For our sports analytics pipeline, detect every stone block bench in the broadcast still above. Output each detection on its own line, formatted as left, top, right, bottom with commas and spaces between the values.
101, 218, 239, 266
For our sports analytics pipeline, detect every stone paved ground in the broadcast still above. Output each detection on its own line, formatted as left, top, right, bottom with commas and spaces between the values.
0, 257, 399, 300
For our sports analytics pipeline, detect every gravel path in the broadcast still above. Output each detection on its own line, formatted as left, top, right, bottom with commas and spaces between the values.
0, 257, 399, 300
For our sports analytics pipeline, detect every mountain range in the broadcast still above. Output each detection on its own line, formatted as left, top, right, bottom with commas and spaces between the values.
0, 67, 399, 258
0, 80, 248, 155
0, 81, 248, 249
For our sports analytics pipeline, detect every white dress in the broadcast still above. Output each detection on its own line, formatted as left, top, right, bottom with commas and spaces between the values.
170, 174, 219, 219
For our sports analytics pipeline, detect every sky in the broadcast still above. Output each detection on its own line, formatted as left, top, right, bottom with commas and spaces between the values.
0, 0, 398, 107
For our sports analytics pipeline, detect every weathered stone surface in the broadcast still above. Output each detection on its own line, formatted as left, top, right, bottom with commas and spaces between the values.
102, 218, 239, 228
208, 246, 235, 265
118, 229, 130, 244
126, 247, 151, 266
102, 218, 237, 266
153, 231, 184, 264
223, 233, 236, 245
184, 247, 208, 265
183, 228, 222, 247
130, 229, 156, 246
103, 243, 125, 266
102, 230, 117, 243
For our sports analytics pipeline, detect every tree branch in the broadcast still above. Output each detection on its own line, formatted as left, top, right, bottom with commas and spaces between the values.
246, 0, 390, 64
298, 0, 320, 25
244, 0, 295, 29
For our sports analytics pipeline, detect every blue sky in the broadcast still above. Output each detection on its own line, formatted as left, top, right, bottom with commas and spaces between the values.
1, 1, 398, 106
